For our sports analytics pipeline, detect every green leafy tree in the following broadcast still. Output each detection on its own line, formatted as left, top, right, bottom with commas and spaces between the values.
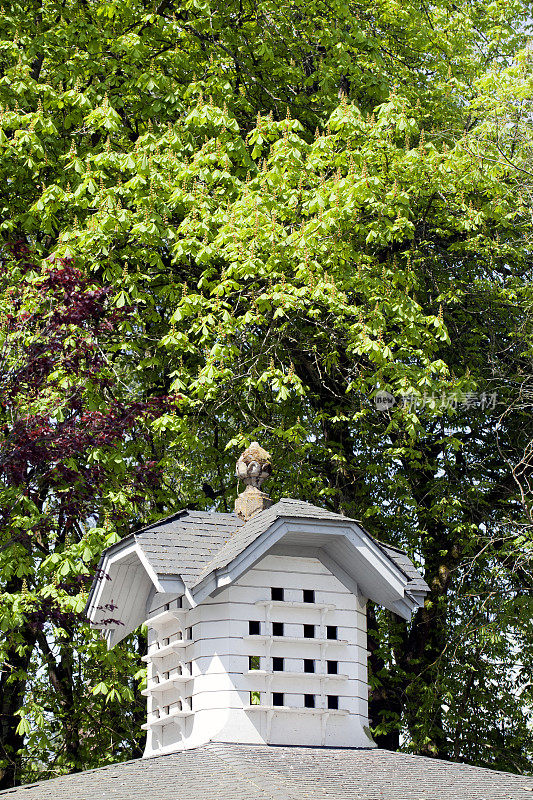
0, 0, 532, 785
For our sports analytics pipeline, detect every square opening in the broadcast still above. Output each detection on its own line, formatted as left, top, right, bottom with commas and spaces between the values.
187, 661, 193, 675
250, 691, 261, 706
271, 587, 284, 601
304, 694, 315, 708
304, 659, 315, 673
272, 692, 284, 706
326, 625, 337, 640
186, 626, 193, 640
272, 657, 284, 671
303, 624, 315, 639
249, 655, 261, 671
272, 622, 284, 637
327, 695, 339, 710
249, 620, 260, 635
327, 660, 338, 675
303, 589, 315, 603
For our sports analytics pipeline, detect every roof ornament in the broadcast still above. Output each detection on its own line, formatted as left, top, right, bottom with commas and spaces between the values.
235, 442, 273, 521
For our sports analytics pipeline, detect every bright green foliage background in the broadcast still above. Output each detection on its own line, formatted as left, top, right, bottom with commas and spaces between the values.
1, 0, 533, 786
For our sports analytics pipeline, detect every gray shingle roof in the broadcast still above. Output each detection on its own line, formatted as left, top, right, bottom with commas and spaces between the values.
377, 543, 430, 594
2, 743, 531, 799
195, 498, 350, 582
120, 499, 429, 597
134, 510, 243, 587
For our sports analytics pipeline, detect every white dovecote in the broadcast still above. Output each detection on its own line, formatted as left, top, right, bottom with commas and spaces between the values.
86, 444, 429, 756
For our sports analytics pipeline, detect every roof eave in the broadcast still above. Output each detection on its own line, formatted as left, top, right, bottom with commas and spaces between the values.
86, 539, 188, 648
191, 516, 422, 618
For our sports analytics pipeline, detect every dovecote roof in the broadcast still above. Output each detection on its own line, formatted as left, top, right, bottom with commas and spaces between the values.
86, 498, 429, 646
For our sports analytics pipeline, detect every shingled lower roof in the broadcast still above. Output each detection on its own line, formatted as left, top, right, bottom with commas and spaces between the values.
134, 509, 244, 588
1, 743, 531, 800
377, 542, 430, 595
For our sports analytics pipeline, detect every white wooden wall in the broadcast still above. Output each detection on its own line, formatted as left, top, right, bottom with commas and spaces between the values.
142, 554, 375, 756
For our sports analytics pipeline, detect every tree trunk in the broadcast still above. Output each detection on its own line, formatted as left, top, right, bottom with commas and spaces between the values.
367, 603, 402, 750
37, 632, 83, 772
0, 629, 36, 789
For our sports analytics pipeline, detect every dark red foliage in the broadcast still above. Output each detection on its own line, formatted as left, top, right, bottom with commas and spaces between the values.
26, 596, 78, 633
93, 569, 111, 582
6, 239, 34, 273
96, 602, 118, 611
3, 260, 131, 398
41, 264, 112, 327
97, 618, 124, 627
0, 250, 181, 561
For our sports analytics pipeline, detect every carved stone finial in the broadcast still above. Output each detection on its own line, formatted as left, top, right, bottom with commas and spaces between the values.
235, 442, 272, 521
236, 442, 272, 488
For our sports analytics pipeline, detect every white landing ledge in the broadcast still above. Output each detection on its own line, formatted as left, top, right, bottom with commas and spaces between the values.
147, 609, 185, 629
245, 635, 349, 646
142, 641, 190, 660
141, 710, 192, 730
141, 676, 191, 696
246, 670, 349, 680
244, 705, 348, 715
255, 601, 335, 612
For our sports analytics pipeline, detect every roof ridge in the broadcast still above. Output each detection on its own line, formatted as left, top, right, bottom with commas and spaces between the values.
275, 497, 359, 520
375, 539, 411, 555
131, 509, 191, 535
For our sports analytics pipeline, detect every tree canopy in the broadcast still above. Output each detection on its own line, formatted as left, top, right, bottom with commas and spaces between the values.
1, 0, 533, 787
